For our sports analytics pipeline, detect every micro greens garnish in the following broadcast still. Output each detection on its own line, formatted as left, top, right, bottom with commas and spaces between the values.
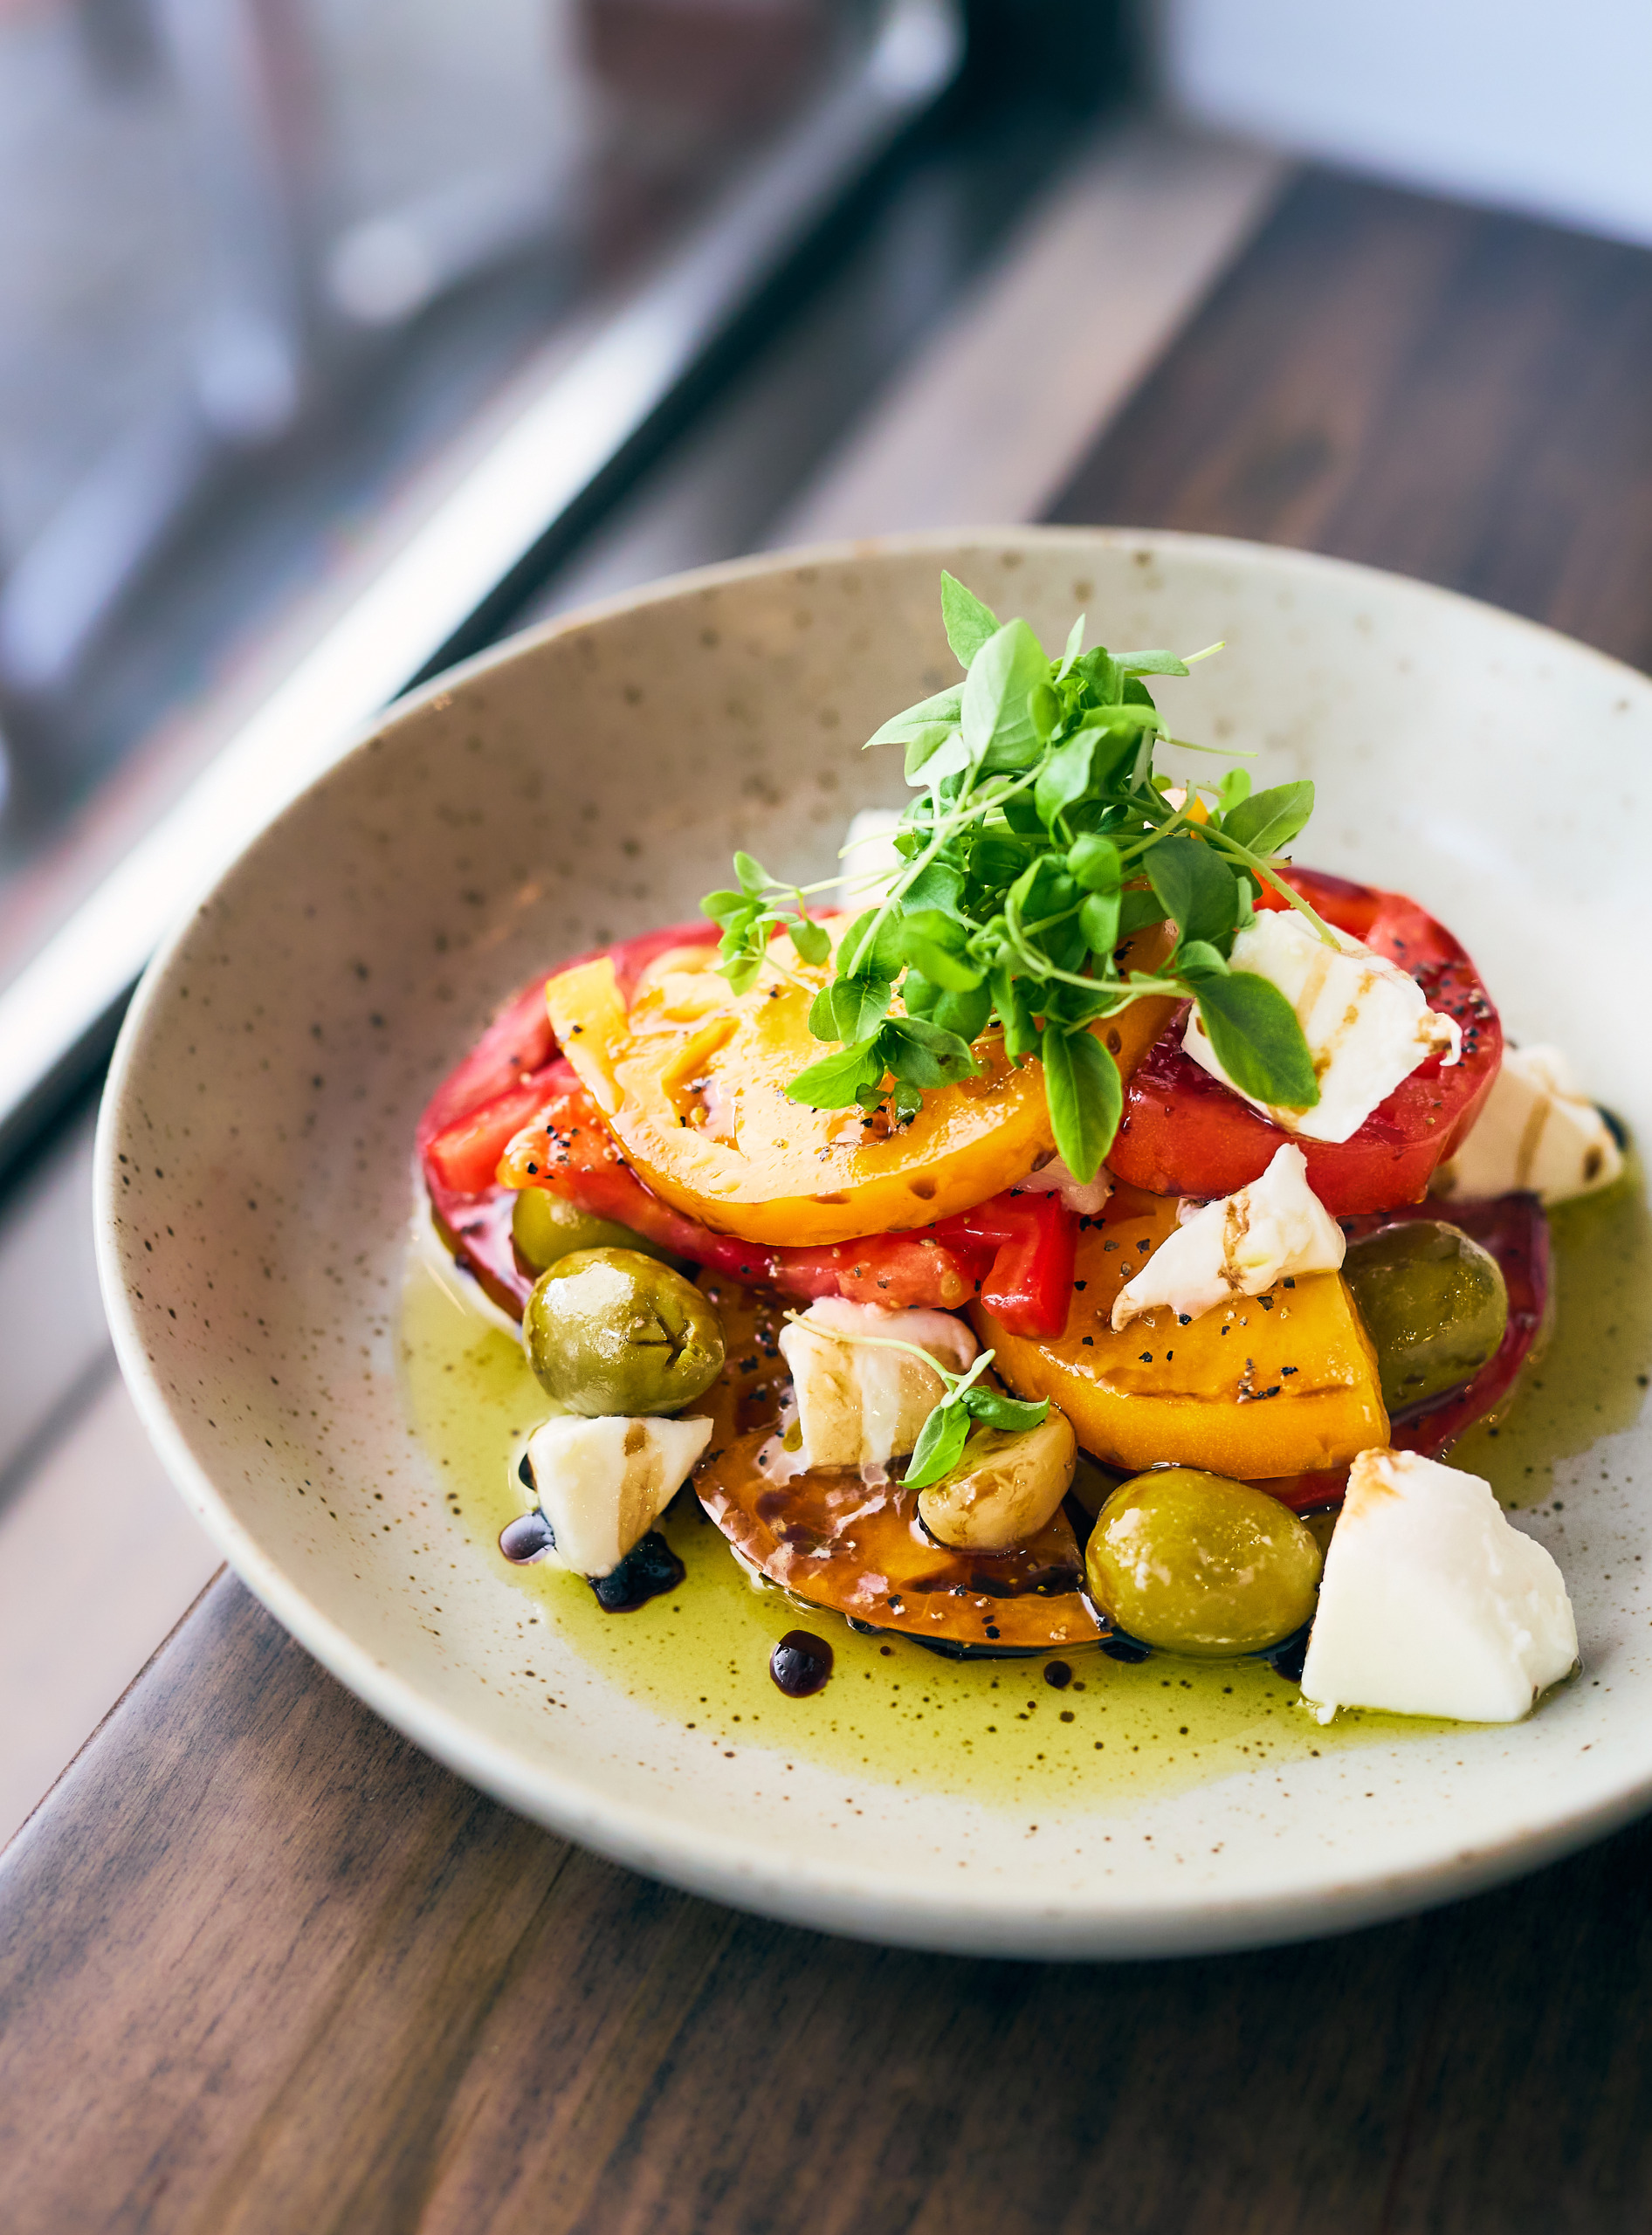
704, 572, 1327, 1180
782, 1311, 1050, 1489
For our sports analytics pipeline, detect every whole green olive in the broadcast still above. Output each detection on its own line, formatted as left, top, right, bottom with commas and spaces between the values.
1341, 1219, 1508, 1415
511, 1186, 675, 1275
1085, 1468, 1323, 1658
524, 1247, 724, 1416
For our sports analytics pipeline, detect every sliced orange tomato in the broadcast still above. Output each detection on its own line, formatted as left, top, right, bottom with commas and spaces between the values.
545, 920, 1176, 1248
974, 1183, 1388, 1478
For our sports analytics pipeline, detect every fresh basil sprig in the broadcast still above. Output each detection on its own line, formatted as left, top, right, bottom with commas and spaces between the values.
705, 573, 1330, 1179
782, 1314, 1050, 1490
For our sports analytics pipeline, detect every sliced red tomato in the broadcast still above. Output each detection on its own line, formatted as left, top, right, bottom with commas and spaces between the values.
1107, 868, 1502, 1215
929, 1191, 1077, 1338
416, 918, 718, 1163
1259, 1191, 1551, 1511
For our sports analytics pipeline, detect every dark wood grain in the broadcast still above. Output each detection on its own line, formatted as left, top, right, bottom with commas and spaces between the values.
1050, 168, 1652, 669
4, 1573, 1652, 2235
8, 165, 1652, 2233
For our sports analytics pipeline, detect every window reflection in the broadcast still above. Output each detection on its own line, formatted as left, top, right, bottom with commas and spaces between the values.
0, 0, 846, 866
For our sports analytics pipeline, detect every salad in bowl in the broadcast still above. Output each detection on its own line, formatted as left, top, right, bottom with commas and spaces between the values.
413, 571, 1623, 1735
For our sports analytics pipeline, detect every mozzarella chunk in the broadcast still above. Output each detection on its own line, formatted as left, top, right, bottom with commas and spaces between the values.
841, 807, 906, 904
1299, 1448, 1578, 1723
1435, 1043, 1623, 1206
778, 1296, 977, 1470
1012, 1151, 1112, 1218
520, 1413, 712, 1578
1111, 1144, 1345, 1331
1183, 908, 1462, 1143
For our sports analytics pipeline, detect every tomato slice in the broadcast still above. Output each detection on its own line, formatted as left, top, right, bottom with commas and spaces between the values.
1106, 869, 1502, 1215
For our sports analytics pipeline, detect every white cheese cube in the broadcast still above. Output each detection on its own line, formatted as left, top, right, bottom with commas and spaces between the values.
1299, 1447, 1578, 1723
841, 808, 906, 904
777, 1297, 977, 1471
1183, 908, 1461, 1143
521, 1413, 712, 1578
1435, 1044, 1624, 1206
1112, 1145, 1345, 1331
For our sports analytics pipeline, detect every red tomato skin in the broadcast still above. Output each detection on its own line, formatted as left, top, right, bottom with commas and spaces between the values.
1106, 870, 1502, 1216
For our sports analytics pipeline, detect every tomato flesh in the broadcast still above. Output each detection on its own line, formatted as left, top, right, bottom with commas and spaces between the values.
423, 1009, 1078, 1338
1107, 869, 1502, 1215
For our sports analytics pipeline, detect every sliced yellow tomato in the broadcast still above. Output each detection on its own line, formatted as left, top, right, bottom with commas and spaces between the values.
545, 921, 1176, 1247
975, 1183, 1388, 1477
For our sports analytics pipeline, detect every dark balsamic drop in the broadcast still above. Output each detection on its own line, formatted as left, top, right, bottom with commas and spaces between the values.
769, 1629, 835, 1697
499, 1509, 557, 1564
589, 1531, 686, 1612
1266, 1626, 1311, 1682
1101, 1634, 1152, 1664
1043, 1660, 1073, 1689
517, 1451, 535, 1489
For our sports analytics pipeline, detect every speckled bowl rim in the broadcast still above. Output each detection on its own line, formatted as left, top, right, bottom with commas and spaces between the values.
95, 526, 1652, 1959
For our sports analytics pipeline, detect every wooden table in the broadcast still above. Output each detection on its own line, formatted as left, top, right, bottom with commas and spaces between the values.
7, 167, 1652, 2232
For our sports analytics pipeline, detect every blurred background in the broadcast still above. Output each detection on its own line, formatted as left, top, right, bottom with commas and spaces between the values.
1, 0, 1649, 1834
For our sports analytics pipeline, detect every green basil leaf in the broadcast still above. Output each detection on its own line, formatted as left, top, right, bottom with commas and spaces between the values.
1068, 832, 1121, 892
904, 1396, 972, 1490
1173, 939, 1229, 979
1146, 834, 1241, 946
931, 981, 992, 1042
903, 854, 965, 912
991, 964, 1040, 1062
809, 973, 893, 1043
1222, 780, 1315, 859
1078, 888, 1121, 955
960, 1386, 1050, 1434
788, 917, 831, 966
1117, 649, 1190, 677
971, 832, 1034, 890
723, 952, 765, 995
1192, 973, 1320, 1110
836, 908, 906, 981
1056, 612, 1086, 679
880, 1017, 980, 1089
865, 684, 962, 751
940, 572, 1002, 669
1216, 766, 1252, 815
1040, 1025, 1123, 1184
786, 1034, 886, 1109
1072, 647, 1120, 705
899, 909, 982, 992
733, 851, 769, 893
963, 618, 1050, 774
701, 888, 752, 925
1116, 886, 1170, 941
900, 969, 939, 1019
1033, 726, 1100, 832
902, 723, 961, 781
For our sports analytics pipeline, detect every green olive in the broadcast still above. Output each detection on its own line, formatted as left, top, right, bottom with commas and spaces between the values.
524, 1247, 724, 1415
1342, 1219, 1508, 1415
1085, 1468, 1323, 1658
511, 1187, 675, 1275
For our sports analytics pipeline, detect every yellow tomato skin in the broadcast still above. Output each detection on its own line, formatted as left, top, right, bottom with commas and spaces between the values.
974, 1185, 1388, 1478
544, 927, 1175, 1248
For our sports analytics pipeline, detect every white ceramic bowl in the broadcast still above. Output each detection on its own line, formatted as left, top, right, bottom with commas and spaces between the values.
97, 529, 1652, 1957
